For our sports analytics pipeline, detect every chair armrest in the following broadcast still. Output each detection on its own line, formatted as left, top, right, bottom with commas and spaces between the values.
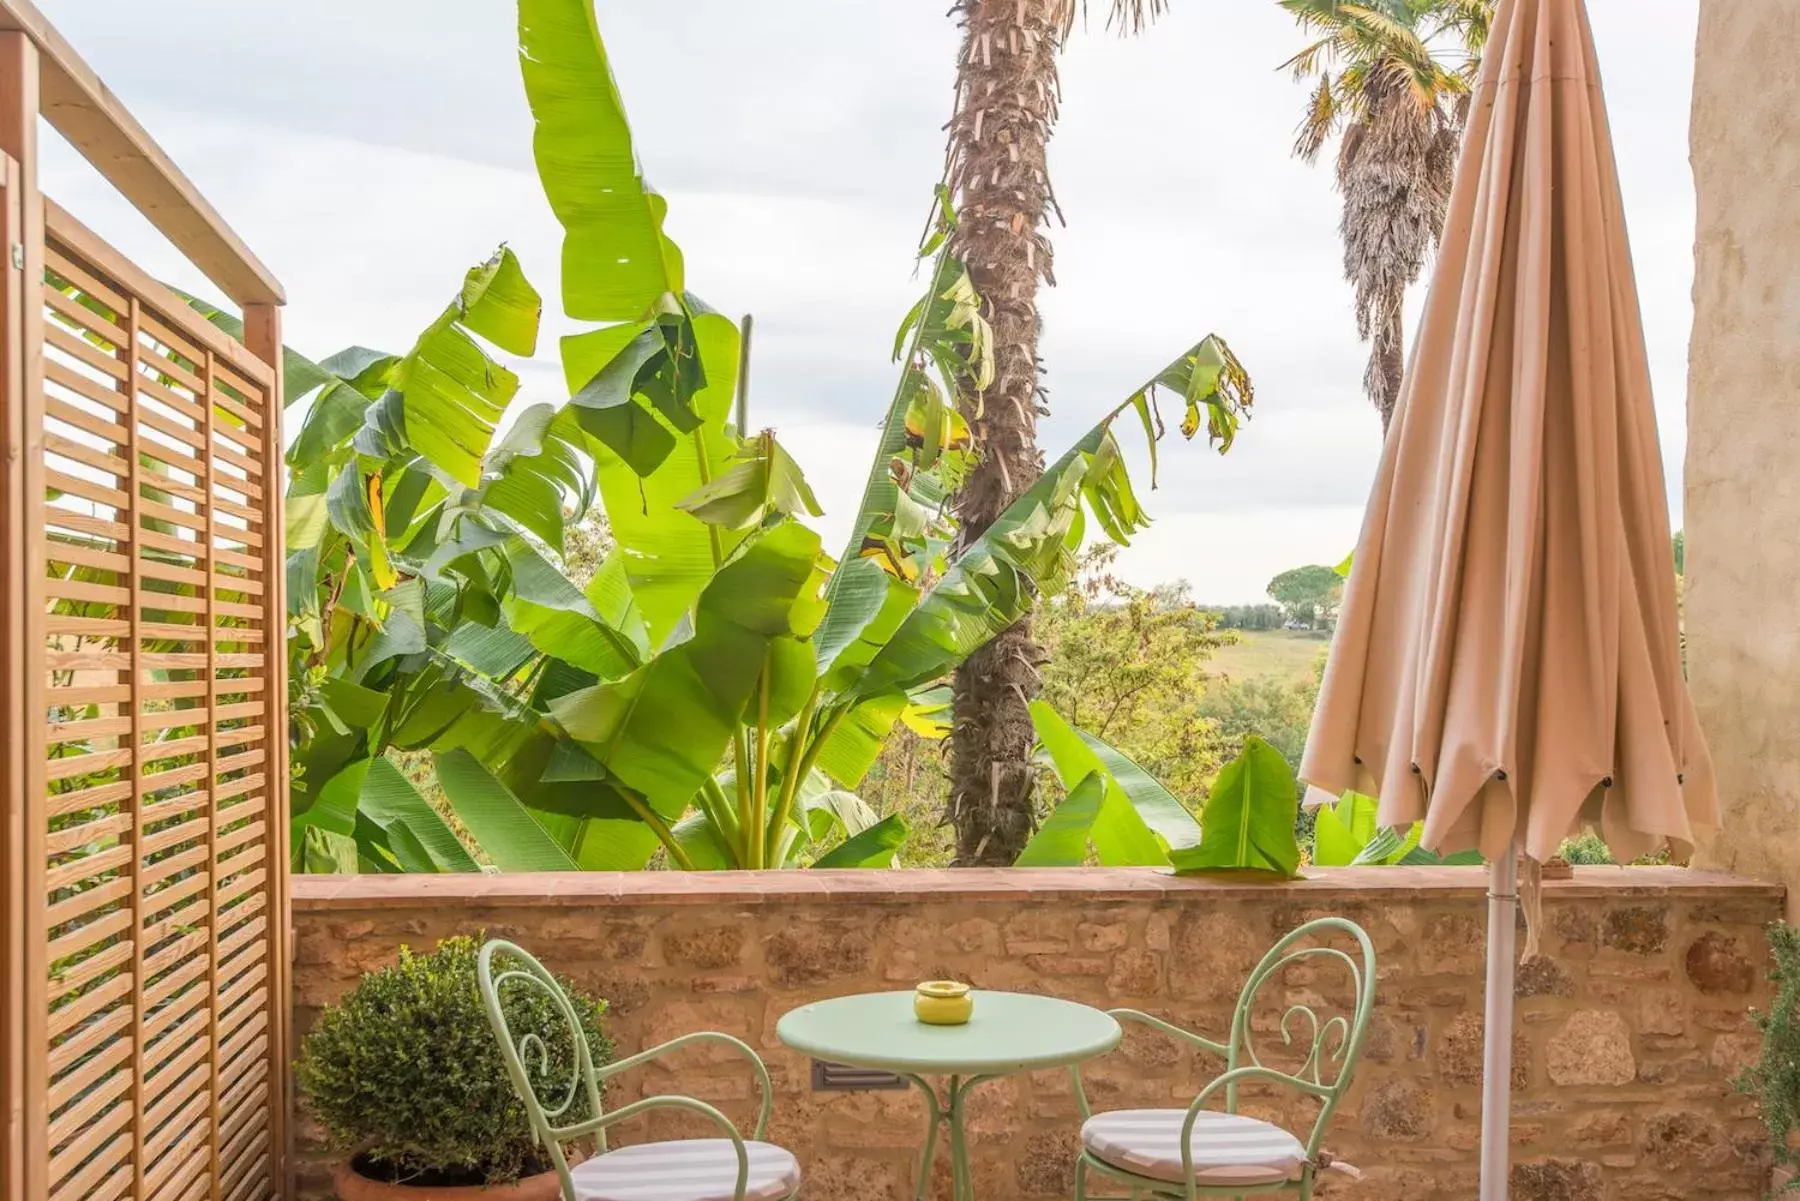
596, 1032, 775, 1139
1071, 1010, 1234, 1120
1109, 1009, 1231, 1058
553, 1096, 758, 1201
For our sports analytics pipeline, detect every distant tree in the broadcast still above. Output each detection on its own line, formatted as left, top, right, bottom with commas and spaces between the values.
1267, 564, 1344, 629
1672, 529, 1685, 577
1209, 603, 1286, 631
1039, 546, 1233, 806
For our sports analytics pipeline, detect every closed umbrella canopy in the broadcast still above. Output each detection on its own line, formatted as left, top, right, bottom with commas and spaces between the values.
1301, 0, 1717, 869
1300, 1, 1721, 1195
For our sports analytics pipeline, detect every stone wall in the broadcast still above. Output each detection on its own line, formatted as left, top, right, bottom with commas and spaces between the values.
1687, 0, 1800, 917
292, 868, 1781, 1200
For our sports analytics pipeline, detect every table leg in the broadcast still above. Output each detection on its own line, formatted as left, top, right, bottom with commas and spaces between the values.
901, 1074, 998, 1201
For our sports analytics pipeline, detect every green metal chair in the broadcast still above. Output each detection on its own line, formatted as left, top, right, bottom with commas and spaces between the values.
476, 939, 801, 1201
1072, 917, 1377, 1200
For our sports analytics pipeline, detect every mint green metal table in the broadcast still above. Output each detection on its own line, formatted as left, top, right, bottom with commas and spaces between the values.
777, 991, 1120, 1201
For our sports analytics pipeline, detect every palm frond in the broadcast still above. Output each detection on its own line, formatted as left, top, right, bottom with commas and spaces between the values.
1293, 74, 1339, 162
1278, 0, 1358, 35
1058, 0, 1170, 39
1280, 34, 1341, 80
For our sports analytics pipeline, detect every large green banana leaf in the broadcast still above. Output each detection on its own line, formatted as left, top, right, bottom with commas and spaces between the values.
567, 310, 748, 646
355, 248, 538, 489
518, 0, 683, 321
1017, 702, 1200, 866
435, 748, 578, 871
550, 519, 829, 816
845, 336, 1247, 704
1311, 791, 1381, 866
356, 756, 482, 873
1170, 737, 1302, 877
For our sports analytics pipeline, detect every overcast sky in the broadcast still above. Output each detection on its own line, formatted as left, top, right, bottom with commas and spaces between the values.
36, 0, 1701, 603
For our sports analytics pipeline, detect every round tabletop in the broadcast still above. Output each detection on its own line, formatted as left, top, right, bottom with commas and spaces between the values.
776, 990, 1121, 1077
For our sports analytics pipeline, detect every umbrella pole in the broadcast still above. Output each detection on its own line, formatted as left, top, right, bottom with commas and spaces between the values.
1479, 842, 1519, 1200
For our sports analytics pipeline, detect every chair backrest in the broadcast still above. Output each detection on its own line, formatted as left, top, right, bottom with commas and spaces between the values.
1223, 916, 1377, 1155
477, 939, 606, 1196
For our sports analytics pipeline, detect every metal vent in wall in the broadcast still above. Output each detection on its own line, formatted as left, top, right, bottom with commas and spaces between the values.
811, 1060, 907, 1092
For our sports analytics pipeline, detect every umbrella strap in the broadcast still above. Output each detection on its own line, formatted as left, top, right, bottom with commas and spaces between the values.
1518, 855, 1545, 961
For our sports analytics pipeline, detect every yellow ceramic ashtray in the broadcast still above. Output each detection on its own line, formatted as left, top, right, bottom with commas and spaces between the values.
914, 980, 974, 1025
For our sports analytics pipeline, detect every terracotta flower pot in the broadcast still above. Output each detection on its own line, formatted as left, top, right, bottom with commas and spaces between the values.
331, 1159, 568, 1201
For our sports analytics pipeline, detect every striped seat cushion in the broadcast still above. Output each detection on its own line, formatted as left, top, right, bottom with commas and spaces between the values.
1082, 1109, 1307, 1188
570, 1139, 800, 1201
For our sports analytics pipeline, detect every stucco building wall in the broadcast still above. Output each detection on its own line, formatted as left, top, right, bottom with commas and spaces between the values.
1687, 0, 1800, 913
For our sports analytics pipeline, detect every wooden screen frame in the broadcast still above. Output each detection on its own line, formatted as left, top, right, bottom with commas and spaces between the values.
0, 10, 289, 1199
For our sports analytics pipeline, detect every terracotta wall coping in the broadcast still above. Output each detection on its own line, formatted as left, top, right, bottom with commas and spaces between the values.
291, 865, 1781, 910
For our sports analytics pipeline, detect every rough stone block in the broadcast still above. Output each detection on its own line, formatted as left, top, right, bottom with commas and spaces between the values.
1547, 1010, 1636, 1086
1511, 1158, 1605, 1201
1438, 1011, 1530, 1088
1106, 948, 1163, 999
1685, 931, 1758, 995
1361, 1076, 1435, 1142
1601, 906, 1671, 955
663, 925, 745, 970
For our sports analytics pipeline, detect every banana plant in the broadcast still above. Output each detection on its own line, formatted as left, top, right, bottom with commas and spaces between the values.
230, 0, 1257, 874
1309, 792, 1483, 866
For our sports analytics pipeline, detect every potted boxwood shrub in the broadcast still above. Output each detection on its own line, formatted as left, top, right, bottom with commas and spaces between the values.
300, 935, 612, 1199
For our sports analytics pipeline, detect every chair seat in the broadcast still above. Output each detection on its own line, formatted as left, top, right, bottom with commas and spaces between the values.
571, 1139, 800, 1201
1082, 1108, 1307, 1188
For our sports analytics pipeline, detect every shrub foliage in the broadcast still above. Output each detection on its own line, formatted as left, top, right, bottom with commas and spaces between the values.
298, 935, 612, 1185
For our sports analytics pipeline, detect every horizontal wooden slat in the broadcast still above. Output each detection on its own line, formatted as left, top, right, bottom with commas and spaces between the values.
45, 889, 131, 950
45, 465, 127, 510
46, 778, 133, 820
44, 243, 130, 314
47, 1106, 130, 1196
43, 279, 123, 339
45, 840, 130, 892
46, 810, 128, 855
44, 813, 128, 860
47, 971, 131, 1041
143, 993, 206, 1072
137, 340, 206, 397
146, 1137, 209, 1201
44, 353, 128, 414
144, 1040, 208, 1118
44, 504, 127, 543
45, 745, 132, 784
44, 429, 126, 478
146, 1090, 210, 1173
142, 928, 206, 983
142, 878, 208, 936
222, 1148, 269, 1201
48, 1032, 131, 1116
49, 942, 133, 1006
48, 1068, 132, 1153
220, 1120, 267, 1192
219, 1065, 268, 1137
44, 393, 127, 444
44, 319, 127, 381
47, 1000, 129, 1074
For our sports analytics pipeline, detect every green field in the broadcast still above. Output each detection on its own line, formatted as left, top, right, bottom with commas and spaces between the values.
1208, 628, 1332, 683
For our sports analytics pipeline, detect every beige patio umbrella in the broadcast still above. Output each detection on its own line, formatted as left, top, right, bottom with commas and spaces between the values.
1299, 0, 1718, 1196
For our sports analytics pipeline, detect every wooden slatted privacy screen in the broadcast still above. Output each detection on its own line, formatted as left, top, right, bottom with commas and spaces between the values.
20, 198, 286, 1201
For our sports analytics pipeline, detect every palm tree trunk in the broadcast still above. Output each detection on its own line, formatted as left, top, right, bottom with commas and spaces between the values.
944, 0, 1059, 866
1369, 299, 1405, 433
